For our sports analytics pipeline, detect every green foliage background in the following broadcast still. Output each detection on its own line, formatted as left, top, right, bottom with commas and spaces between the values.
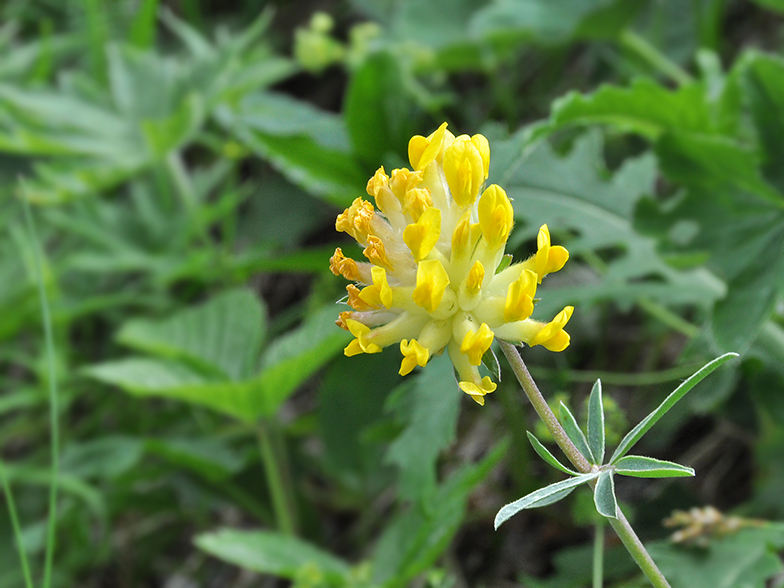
1, 0, 784, 586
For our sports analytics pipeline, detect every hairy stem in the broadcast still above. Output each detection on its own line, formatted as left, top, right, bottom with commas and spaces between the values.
498, 341, 672, 588
593, 520, 605, 588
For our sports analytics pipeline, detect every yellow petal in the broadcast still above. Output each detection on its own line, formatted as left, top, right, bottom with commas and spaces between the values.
399, 339, 430, 376
409, 122, 449, 170
443, 138, 484, 207
459, 376, 497, 405
504, 269, 537, 322
451, 212, 481, 260
471, 134, 490, 178
403, 206, 441, 261
459, 322, 494, 366
358, 266, 393, 309
363, 235, 392, 270
530, 306, 574, 351
412, 259, 450, 313
465, 261, 484, 296
478, 184, 514, 250
344, 318, 382, 355
329, 247, 360, 281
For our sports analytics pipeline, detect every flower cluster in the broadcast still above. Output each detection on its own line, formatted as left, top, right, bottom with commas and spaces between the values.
330, 123, 572, 405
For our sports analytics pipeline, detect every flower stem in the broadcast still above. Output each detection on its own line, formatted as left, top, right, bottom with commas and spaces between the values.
498, 341, 672, 588
22, 197, 60, 588
593, 520, 605, 588
256, 424, 295, 535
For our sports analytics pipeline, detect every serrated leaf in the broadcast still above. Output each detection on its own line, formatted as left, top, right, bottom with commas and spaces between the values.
489, 129, 724, 318
559, 401, 595, 463
587, 379, 605, 465
494, 472, 600, 529
526, 431, 578, 476
614, 456, 695, 479
593, 469, 618, 519
610, 353, 737, 464
195, 529, 350, 580
117, 289, 265, 381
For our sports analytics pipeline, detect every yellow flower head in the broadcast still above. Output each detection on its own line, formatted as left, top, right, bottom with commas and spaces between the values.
331, 123, 572, 405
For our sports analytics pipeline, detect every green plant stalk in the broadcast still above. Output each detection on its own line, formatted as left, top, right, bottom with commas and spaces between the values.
23, 198, 61, 588
498, 341, 672, 588
618, 30, 693, 87
256, 425, 295, 535
0, 461, 34, 588
593, 520, 605, 588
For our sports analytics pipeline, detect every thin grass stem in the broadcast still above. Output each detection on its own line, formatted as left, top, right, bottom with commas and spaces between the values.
0, 460, 35, 588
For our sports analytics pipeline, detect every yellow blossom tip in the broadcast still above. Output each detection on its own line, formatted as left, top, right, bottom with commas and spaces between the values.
478, 184, 514, 250
403, 206, 441, 261
413, 259, 450, 313
366, 167, 389, 198
504, 269, 537, 322
459, 376, 497, 405
409, 122, 449, 170
363, 235, 392, 270
443, 137, 485, 207
466, 261, 485, 295
344, 318, 382, 356
346, 284, 374, 310
358, 266, 393, 309
399, 339, 429, 376
530, 306, 574, 352
460, 323, 494, 366
471, 134, 490, 178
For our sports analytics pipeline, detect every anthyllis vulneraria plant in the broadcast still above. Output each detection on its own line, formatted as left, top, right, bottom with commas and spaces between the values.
330, 122, 572, 404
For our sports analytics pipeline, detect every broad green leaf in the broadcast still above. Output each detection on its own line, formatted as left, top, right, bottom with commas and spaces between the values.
609, 353, 738, 463
548, 78, 718, 139
215, 95, 366, 207
586, 379, 605, 465
255, 306, 352, 417
614, 455, 695, 479
373, 440, 507, 587
83, 357, 259, 421
386, 354, 462, 501
343, 51, 419, 168
59, 436, 144, 479
647, 527, 784, 588
490, 129, 724, 318
593, 469, 618, 519
526, 431, 578, 476
195, 529, 350, 580
494, 472, 600, 529
117, 289, 266, 381
559, 401, 595, 463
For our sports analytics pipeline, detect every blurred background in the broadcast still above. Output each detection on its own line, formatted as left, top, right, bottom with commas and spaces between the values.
2, 0, 784, 586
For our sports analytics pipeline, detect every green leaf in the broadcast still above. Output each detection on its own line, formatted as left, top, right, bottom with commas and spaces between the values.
749, 0, 784, 14
614, 455, 695, 479
343, 51, 419, 168
386, 354, 462, 501
609, 353, 738, 463
373, 440, 508, 587
494, 472, 600, 529
593, 469, 618, 519
526, 431, 578, 476
548, 78, 718, 139
490, 129, 724, 318
117, 289, 266, 381
587, 379, 605, 465
195, 529, 350, 580
559, 401, 595, 463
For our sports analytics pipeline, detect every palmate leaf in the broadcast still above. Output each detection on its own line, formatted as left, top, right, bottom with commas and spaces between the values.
614, 456, 694, 479
494, 472, 600, 529
489, 128, 724, 319
609, 353, 738, 464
